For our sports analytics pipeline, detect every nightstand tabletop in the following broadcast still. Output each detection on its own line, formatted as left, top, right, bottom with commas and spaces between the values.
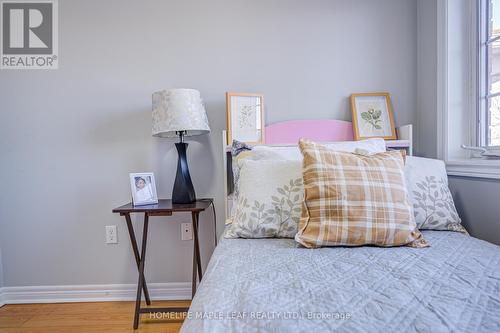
112, 199, 212, 214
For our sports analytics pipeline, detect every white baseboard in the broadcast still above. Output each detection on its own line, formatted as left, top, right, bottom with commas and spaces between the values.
0, 288, 5, 307
0, 282, 191, 305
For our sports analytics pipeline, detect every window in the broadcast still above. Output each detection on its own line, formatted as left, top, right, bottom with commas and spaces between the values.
438, 0, 500, 180
481, 0, 500, 147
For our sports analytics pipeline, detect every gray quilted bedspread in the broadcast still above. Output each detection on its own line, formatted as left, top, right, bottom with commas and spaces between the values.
180, 231, 500, 333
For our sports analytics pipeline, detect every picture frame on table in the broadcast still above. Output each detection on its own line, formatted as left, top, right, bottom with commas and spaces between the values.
350, 92, 397, 140
129, 172, 158, 206
226, 92, 265, 144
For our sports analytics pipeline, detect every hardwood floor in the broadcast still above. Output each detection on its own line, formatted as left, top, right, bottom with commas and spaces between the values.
0, 301, 191, 333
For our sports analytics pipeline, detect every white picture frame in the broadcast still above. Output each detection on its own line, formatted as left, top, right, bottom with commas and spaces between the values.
129, 172, 158, 206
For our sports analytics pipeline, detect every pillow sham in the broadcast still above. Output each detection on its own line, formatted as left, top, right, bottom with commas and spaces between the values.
295, 139, 428, 248
405, 156, 466, 233
225, 159, 303, 238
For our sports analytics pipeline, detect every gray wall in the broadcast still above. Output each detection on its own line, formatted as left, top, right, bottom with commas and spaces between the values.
416, 0, 438, 158
0, 245, 3, 289
0, 0, 417, 287
449, 177, 500, 245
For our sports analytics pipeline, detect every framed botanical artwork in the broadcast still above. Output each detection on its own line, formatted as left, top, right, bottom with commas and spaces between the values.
129, 172, 158, 206
226, 92, 265, 144
350, 92, 397, 140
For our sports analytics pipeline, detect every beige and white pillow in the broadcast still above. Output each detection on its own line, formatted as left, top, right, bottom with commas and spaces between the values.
225, 159, 303, 238
295, 139, 428, 248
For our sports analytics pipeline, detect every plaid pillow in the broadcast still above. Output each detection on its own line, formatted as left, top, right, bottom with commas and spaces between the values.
296, 139, 428, 248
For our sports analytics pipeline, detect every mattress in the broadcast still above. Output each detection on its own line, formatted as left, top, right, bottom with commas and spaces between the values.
180, 231, 500, 333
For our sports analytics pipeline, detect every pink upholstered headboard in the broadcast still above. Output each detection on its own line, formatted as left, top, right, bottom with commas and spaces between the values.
265, 119, 354, 144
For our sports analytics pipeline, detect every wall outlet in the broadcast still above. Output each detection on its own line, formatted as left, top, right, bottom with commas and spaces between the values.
105, 225, 118, 244
181, 223, 193, 241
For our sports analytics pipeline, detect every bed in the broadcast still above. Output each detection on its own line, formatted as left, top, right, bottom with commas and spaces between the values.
181, 120, 500, 332
181, 231, 500, 332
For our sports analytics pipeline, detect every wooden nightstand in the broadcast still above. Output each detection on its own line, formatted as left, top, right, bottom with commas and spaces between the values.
112, 199, 215, 329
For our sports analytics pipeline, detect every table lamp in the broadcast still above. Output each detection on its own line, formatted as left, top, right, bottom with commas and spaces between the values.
152, 89, 210, 204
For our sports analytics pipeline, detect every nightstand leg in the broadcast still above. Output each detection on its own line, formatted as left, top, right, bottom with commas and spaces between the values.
133, 213, 149, 329
192, 212, 202, 280
192, 243, 197, 299
124, 213, 151, 305
191, 211, 203, 299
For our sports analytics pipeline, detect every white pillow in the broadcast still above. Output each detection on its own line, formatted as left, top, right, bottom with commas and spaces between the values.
405, 156, 466, 232
225, 159, 303, 238
251, 138, 386, 161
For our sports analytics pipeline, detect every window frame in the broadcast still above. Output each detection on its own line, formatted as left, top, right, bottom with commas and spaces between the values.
437, 0, 500, 180
479, 0, 500, 149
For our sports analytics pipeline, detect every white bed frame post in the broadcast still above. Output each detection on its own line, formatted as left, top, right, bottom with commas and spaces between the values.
396, 124, 413, 155
222, 130, 230, 220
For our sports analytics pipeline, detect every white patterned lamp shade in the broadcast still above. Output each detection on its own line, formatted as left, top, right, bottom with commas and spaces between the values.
152, 89, 210, 138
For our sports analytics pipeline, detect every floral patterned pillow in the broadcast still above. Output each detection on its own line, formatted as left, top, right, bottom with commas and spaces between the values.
405, 156, 466, 233
225, 159, 303, 238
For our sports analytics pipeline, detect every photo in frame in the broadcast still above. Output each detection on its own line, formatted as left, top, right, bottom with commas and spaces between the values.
129, 172, 158, 206
350, 92, 397, 140
226, 92, 265, 144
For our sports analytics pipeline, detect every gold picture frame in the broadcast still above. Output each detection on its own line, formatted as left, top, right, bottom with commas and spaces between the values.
226, 92, 265, 144
350, 92, 397, 141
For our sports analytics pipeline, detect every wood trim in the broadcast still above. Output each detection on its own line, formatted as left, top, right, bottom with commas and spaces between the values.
468, 0, 479, 151
0, 283, 191, 305
445, 159, 500, 179
0, 288, 5, 308
226, 92, 265, 145
350, 92, 397, 141
147, 212, 173, 217
225, 93, 231, 145
437, 0, 479, 160
437, 0, 449, 160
